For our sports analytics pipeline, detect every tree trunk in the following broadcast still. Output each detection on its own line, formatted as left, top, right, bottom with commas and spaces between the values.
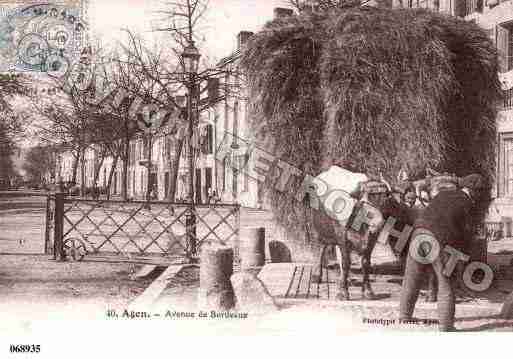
167, 138, 184, 201
71, 152, 79, 184
93, 151, 106, 185
121, 136, 129, 201
80, 149, 86, 197
106, 155, 119, 201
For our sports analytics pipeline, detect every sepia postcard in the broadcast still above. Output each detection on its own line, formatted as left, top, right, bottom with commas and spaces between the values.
1, 0, 513, 357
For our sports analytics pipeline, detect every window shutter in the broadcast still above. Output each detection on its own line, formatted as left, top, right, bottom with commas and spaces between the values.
497, 25, 510, 73
207, 124, 213, 154
485, 27, 496, 45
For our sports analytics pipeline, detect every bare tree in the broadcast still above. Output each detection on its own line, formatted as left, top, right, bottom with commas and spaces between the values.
31, 96, 92, 192
0, 73, 29, 189
23, 144, 58, 186
118, 0, 243, 201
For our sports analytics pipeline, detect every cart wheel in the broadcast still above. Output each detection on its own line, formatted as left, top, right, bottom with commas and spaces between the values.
63, 237, 87, 261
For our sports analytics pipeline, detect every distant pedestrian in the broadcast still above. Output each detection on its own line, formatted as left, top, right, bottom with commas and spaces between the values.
207, 188, 213, 204
151, 185, 158, 200
212, 190, 220, 204
92, 183, 100, 200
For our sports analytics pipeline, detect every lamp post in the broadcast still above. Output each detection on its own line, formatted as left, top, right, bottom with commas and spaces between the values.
144, 133, 153, 203
182, 41, 201, 260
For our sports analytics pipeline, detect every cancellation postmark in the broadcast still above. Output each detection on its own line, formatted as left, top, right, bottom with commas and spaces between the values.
0, 1, 86, 73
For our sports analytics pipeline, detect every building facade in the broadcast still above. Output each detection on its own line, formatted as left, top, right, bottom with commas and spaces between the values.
460, 0, 513, 219
56, 2, 513, 217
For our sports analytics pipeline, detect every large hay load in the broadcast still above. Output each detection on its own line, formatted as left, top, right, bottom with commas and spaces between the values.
240, 6, 501, 238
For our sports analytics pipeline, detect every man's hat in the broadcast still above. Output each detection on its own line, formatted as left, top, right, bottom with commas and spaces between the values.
459, 174, 487, 191
431, 175, 458, 193
360, 180, 388, 194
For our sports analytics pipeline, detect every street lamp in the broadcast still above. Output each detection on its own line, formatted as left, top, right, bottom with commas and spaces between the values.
182, 41, 201, 261
182, 41, 201, 204
182, 42, 201, 74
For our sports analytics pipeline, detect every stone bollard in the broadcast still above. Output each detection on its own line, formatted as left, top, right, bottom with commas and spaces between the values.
501, 291, 513, 319
231, 272, 279, 314
198, 243, 235, 310
240, 227, 266, 272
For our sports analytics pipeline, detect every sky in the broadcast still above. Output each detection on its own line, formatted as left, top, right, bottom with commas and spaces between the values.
89, 0, 293, 62
12, 0, 295, 148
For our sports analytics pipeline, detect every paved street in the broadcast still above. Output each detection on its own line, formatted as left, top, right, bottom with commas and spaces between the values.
2, 195, 513, 332
0, 194, 47, 254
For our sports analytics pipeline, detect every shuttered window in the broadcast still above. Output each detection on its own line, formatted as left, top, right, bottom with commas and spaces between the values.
484, 28, 495, 44
464, 0, 483, 14
497, 23, 513, 73
206, 124, 213, 154
498, 133, 513, 197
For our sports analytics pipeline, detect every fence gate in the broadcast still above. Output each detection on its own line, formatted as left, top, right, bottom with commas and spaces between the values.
50, 194, 240, 266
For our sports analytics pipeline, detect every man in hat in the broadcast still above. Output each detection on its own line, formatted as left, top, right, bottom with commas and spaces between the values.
399, 174, 487, 331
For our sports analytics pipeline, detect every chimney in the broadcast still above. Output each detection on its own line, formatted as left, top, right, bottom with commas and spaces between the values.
273, 7, 294, 19
237, 30, 254, 50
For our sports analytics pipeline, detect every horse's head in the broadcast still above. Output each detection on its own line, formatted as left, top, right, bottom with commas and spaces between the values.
357, 180, 389, 234
359, 180, 389, 207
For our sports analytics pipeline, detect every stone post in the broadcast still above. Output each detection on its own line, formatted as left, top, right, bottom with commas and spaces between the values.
240, 227, 265, 272
199, 243, 235, 310
53, 192, 65, 261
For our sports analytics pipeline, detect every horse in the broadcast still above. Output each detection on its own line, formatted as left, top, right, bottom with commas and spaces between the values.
310, 178, 443, 301
310, 180, 395, 300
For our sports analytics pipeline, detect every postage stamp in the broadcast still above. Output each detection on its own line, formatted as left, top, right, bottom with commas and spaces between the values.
0, 1, 86, 73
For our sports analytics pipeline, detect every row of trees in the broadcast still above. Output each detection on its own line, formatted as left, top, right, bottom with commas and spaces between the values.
0, 74, 29, 190
0, 0, 360, 193
28, 0, 241, 200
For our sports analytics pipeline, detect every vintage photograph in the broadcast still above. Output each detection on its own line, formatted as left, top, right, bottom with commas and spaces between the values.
1, 0, 513, 354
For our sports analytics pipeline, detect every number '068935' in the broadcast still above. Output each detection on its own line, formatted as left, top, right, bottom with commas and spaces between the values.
9, 344, 40, 353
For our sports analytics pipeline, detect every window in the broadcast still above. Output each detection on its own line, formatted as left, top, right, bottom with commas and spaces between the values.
498, 133, 513, 197
232, 155, 238, 196
238, 154, 249, 192
129, 142, 136, 165
113, 172, 117, 194
196, 168, 202, 204
497, 23, 513, 73
233, 101, 239, 141
206, 124, 213, 154
222, 157, 226, 192
164, 171, 169, 198
504, 88, 513, 110
243, 160, 249, 192
200, 125, 214, 155
464, 0, 483, 15
164, 136, 171, 162
205, 167, 212, 200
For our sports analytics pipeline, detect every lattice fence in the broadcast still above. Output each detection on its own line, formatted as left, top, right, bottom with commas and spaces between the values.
52, 196, 240, 265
